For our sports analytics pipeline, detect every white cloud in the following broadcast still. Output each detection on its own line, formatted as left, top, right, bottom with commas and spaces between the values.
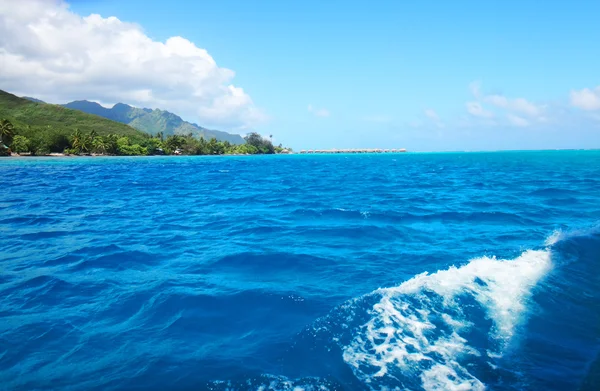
484, 95, 508, 107
424, 109, 439, 121
485, 95, 541, 117
0, 0, 266, 130
514, 99, 542, 117
507, 114, 529, 127
424, 108, 445, 128
570, 86, 600, 111
466, 101, 494, 118
308, 104, 330, 117
466, 81, 547, 128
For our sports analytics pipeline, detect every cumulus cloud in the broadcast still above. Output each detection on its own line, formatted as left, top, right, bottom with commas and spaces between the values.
308, 104, 330, 117
485, 95, 541, 117
570, 86, 600, 111
466, 101, 494, 118
466, 81, 546, 127
507, 114, 529, 127
0, 0, 266, 130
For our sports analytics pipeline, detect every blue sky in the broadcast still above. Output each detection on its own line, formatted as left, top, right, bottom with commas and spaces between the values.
2, 0, 600, 150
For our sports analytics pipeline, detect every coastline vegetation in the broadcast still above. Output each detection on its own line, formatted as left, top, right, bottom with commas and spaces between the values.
0, 90, 290, 156
1, 118, 289, 156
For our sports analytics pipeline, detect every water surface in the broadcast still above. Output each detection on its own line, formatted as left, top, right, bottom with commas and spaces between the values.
1, 152, 599, 390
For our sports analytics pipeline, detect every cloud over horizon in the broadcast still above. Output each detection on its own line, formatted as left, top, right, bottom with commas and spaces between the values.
465, 81, 547, 127
570, 86, 600, 111
0, 0, 266, 130
466, 101, 494, 118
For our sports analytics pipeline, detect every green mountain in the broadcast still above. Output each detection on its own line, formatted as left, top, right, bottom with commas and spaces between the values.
0, 89, 148, 150
63, 100, 245, 144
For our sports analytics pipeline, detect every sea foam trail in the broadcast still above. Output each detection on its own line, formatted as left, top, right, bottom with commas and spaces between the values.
189, 230, 597, 391
341, 249, 552, 391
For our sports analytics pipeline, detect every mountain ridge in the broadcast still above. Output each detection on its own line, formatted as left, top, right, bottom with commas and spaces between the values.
62, 100, 244, 144
0, 89, 148, 151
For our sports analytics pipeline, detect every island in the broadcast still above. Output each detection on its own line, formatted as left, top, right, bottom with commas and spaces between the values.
0, 90, 291, 157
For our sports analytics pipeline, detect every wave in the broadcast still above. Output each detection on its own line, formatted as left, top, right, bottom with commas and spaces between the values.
282, 227, 600, 391
341, 249, 550, 390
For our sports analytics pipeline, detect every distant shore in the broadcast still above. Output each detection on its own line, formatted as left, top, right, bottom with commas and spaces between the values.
6, 153, 275, 158
7, 150, 410, 157
299, 148, 407, 154
6, 149, 596, 158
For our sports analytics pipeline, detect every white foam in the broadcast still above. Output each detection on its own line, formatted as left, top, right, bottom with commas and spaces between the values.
421, 364, 485, 391
342, 249, 552, 391
545, 230, 563, 246
545, 225, 600, 247
213, 376, 333, 391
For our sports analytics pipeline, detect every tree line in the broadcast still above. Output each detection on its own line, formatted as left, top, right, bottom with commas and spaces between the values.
0, 119, 290, 156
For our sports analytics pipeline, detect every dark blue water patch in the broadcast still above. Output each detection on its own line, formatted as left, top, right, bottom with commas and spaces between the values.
0, 215, 59, 225
70, 248, 163, 272
19, 230, 73, 240
3, 275, 76, 309
231, 223, 293, 236
164, 294, 326, 370
43, 253, 83, 266
201, 252, 333, 275
501, 230, 600, 391
529, 187, 583, 197
540, 196, 581, 207
1, 275, 111, 316
581, 353, 600, 391
0, 319, 81, 374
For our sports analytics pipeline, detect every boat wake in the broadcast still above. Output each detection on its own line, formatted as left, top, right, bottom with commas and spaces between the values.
211, 227, 600, 390
342, 249, 550, 390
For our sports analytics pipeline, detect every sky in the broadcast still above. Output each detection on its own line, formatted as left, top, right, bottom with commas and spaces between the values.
0, 0, 599, 151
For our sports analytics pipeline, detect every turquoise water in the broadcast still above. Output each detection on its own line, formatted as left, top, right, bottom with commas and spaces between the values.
1, 151, 599, 390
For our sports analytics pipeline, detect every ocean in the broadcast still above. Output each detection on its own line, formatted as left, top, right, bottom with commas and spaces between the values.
0, 151, 599, 391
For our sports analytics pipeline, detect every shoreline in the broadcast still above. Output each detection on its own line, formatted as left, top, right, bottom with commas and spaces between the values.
5, 152, 291, 158
3, 149, 599, 159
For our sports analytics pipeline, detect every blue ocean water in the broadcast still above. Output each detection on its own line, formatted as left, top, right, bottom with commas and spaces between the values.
1, 151, 599, 391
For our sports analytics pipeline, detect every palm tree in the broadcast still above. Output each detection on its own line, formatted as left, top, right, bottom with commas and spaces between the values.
0, 119, 15, 145
79, 135, 90, 154
71, 129, 83, 152
166, 135, 184, 150
105, 134, 119, 154
92, 137, 106, 154
86, 130, 98, 154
